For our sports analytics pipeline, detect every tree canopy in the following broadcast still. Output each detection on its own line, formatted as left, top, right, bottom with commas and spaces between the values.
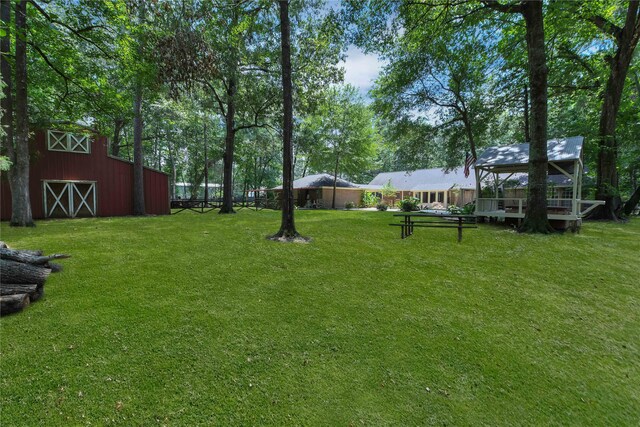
1, 0, 638, 230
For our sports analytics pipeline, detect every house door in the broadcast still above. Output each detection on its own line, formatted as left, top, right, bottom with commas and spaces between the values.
43, 181, 96, 218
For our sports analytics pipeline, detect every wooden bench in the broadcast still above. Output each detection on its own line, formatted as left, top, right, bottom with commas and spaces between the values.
390, 213, 477, 242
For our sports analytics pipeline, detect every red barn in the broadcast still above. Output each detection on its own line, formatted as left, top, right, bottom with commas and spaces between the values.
1, 130, 170, 220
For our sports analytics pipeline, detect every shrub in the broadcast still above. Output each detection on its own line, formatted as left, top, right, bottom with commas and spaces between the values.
345, 201, 355, 210
360, 191, 380, 208
398, 197, 420, 212
447, 203, 475, 215
462, 202, 475, 214
376, 203, 388, 211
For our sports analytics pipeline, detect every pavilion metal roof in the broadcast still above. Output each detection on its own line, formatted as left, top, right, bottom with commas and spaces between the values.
367, 167, 476, 191
475, 136, 584, 171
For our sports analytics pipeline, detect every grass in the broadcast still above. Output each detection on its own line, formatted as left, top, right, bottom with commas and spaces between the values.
1, 210, 639, 426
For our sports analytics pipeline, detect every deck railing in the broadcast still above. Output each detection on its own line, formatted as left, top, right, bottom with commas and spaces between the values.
476, 198, 604, 217
477, 198, 574, 215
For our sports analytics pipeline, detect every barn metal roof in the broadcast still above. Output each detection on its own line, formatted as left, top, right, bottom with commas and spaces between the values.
367, 167, 476, 191
272, 173, 360, 190
475, 136, 584, 170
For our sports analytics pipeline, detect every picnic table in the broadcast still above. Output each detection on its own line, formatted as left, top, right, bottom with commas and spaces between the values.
391, 212, 477, 242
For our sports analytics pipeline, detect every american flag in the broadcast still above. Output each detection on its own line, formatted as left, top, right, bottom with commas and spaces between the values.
464, 152, 476, 178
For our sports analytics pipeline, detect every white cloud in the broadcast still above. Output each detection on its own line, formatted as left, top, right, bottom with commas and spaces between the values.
341, 46, 386, 100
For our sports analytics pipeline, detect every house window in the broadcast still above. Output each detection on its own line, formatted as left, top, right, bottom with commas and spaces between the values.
437, 192, 444, 203
47, 130, 90, 154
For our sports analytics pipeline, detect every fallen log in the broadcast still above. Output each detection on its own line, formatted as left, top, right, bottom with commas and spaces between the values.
0, 283, 43, 302
0, 293, 30, 315
0, 248, 69, 265
0, 259, 51, 285
0, 244, 68, 315
48, 263, 63, 273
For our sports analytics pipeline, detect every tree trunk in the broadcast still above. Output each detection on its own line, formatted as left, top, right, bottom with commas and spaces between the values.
271, 0, 301, 240
622, 185, 640, 216
0, 283, 42, 302
523, 84, 530, 142
132, 82, 145, 215
111, 119, 125, 157
1, 0, 13, 161
0, 293, 30, 315
461, 111, 477, 159
168, 140, 177, 199
132, 2, 146, 216
220, 78, 237, 213
0, 248, 69, 265
518, 0, 552, 233
0, 259, 51, 285
203, 121, 209, 202
219, 4, 240, 214
10, 0, 33, 227
332, 153, 340, 209
593, 1, 639, 220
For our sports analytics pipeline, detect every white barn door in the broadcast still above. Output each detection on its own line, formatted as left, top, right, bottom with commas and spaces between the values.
43, 181, 96, 218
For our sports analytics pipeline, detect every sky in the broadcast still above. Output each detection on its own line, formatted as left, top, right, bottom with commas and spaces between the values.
341, 46, 386, 101
317, 0, 386, 101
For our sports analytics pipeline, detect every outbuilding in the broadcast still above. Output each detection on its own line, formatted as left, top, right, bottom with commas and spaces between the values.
1, 129, 170, 220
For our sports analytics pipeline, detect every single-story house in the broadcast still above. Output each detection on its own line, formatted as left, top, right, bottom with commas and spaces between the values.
271, 173, 365, 208
367, 167, 476, 208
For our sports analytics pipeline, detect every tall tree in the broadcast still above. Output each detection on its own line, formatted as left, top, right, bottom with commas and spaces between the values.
1, 0, 13, 176
271, 0, 301, 240
302, 85, 378, 207
3, 0, 34, 226
132, 0, 146, 215
481, 1, 553, 232
345, 0, 553, 232
584, 1, 640, 219
2, 0, 138, 225
156, 0, 279, 214
370, 20, 499, 168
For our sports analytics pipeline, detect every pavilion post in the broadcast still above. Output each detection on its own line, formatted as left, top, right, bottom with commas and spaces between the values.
475, 167, 482, 214
572, 159, 579, 216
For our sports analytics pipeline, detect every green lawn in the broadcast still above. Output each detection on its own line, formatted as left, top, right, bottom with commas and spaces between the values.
1, 210, 639, 426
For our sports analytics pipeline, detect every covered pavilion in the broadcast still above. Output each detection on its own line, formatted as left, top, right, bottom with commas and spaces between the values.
474, 136, 603, 229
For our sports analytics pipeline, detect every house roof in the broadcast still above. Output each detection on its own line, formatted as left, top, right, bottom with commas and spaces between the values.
272, 173, 360, 190
475, 136, 584, 171
367, 167, 476, 192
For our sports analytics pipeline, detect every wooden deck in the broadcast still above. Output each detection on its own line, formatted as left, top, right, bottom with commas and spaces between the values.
475, 197, 605, 230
